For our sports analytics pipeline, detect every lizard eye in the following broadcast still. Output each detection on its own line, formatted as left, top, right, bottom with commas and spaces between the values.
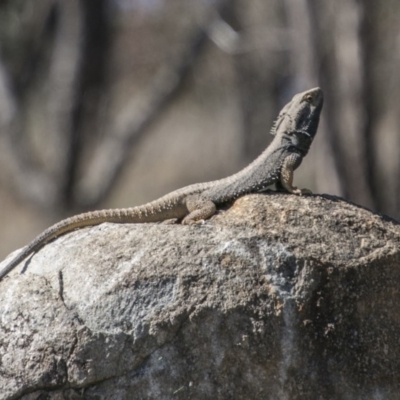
303, 93, 313, 103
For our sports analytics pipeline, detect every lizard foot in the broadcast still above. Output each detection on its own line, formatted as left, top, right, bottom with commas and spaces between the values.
182, 218, 206, 226
161, 218, 179, 225
292, 187, 312, 195
182, 197, 217, 225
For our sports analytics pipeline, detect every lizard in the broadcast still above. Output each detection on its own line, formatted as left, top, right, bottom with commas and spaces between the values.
0, 87, 323, 281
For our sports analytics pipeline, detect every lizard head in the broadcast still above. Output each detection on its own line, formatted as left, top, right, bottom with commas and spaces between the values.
270, 87, 323, 155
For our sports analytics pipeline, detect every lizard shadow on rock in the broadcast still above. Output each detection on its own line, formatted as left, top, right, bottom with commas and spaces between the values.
315, 193, 400, 225
20, 255, 33, 275
267, 188, 399, 225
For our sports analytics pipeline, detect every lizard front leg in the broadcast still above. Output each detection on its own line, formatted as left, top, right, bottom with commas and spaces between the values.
182, 195, 217, 225
280, 153, 312, 195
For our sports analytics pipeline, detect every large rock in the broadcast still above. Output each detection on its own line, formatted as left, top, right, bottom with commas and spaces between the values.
1, 193, 400, 399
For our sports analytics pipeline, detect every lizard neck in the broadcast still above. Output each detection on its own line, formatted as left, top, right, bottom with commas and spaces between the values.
281, 130, 313, 157
203, 134, 290, 202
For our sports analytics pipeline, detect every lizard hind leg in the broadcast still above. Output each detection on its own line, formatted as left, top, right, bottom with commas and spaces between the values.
280, 153, 312, 195
182, 195, 217, 225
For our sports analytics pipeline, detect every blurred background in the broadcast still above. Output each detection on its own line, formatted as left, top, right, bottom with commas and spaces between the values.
0, 0, 399, 259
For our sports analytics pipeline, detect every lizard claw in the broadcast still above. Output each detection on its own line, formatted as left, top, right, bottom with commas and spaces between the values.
189, 219, 205, 225
297, 189, 312, 196
292, 187, 312, 195
300, 188, 312, 195
161, 218, 179, 225
182, 217, 205, 225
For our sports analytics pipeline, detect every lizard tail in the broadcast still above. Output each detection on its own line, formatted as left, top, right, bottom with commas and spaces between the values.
0, 207, 151, 281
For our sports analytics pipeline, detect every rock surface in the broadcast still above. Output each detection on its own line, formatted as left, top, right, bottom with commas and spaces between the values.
1, 193, 400, 400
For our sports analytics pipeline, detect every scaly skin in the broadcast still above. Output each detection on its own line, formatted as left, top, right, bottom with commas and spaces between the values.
0, 87, 323, 281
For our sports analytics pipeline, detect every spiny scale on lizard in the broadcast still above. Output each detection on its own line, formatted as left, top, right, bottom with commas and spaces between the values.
0, 87, 323, 281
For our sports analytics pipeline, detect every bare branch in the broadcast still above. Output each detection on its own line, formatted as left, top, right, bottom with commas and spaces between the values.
75, 0, 234, 209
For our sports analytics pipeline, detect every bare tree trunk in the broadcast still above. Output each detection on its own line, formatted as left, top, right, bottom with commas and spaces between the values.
359, 0, 400, 218
307, 0, 375, 209
282, 0, 343, 196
